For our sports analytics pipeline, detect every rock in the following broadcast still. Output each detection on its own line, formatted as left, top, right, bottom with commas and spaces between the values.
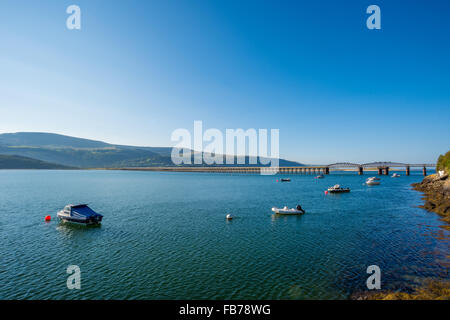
412, 174, 450, 225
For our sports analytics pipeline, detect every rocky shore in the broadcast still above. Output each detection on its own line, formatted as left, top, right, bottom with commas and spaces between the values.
412, 172, 450, 228
351, 280, 450, 300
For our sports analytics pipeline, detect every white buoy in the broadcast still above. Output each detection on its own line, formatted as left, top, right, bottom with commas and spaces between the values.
226, 214, 233, 220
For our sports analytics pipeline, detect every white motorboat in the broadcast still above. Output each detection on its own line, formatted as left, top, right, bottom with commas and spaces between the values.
327, 184, 350, 193
392, 173, 400, 178
366, 177, 380, 185
315, 174, 324, 179
57, 204, 103, 225
272, 206, 305, 215
368, 176, 380, 181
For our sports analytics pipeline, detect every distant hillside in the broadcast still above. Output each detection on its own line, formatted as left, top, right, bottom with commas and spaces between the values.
0, 132, 110, 149
0, 132, 304, 168
0, 155, 72, 169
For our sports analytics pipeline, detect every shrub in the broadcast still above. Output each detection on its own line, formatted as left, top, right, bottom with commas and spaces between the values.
436, 151, 450, 173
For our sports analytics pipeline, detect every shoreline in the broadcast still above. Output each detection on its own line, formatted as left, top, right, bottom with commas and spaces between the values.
412, 173, 450, 229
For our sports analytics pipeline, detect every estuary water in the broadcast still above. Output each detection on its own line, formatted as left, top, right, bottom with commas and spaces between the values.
0, 170, 448, 299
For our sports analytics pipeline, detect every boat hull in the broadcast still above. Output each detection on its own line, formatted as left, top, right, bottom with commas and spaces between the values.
57, 212, 102, 225
327, 189, 350, 193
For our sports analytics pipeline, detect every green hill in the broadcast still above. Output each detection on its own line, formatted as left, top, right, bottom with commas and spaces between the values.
436, 151, 450, 173
0, 132, 304, 169
0, 132, 110, 149
0, 155, 72, 169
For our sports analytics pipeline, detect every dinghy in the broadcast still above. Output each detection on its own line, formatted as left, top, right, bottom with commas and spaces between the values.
272, 206, 305, 215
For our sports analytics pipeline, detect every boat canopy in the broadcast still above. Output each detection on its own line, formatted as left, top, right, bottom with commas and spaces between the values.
70, 204, 102, 218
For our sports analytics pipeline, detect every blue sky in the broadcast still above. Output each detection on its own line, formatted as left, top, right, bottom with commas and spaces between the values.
0, 0, 449, 164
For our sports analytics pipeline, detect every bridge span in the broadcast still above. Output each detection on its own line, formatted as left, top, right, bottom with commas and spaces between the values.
120, 162, 435, 176
326, 162, 435, 176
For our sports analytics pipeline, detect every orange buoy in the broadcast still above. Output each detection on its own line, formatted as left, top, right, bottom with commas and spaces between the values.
45, 215, 51, 222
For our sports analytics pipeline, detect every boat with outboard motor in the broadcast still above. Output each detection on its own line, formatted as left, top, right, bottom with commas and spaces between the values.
57, 204, 103, 225
272, 206, 305, 215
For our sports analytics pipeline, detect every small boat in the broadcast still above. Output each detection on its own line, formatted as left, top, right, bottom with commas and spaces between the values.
368, 176, 380, 181
272, 206, 305, 215
280, 178, 291, 182
392, 173, 400, 178
327, 184, 350, 193
57, 204, 103, 225
226, 214, 233, 220
366, 177, 380, 185
315, 174, 324, 179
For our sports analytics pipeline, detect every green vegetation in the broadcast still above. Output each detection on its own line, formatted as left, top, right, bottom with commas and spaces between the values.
363, 280, 450, 300
436, 150, 450, 173
0, 155, 72, 169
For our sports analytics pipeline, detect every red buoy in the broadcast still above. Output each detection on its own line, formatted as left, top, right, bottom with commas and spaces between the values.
45, 215, 51, 222
324, 191, 328, 195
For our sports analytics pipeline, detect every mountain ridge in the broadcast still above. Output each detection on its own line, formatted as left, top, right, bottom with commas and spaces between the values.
0, 132, 304, 168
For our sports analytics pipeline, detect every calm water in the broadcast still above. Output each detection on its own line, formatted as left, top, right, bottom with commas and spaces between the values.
0, 170, 448, 300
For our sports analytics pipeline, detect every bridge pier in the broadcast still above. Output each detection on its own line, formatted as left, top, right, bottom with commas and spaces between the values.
384, 167, 390, 176
406, 166, 410, 176
423, 166, 427, 176
378, 168, 383, 175
358, 166, 363, 175
325, 167, 330, 175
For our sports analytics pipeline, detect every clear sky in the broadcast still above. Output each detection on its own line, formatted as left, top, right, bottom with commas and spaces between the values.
0, 0, 449, 164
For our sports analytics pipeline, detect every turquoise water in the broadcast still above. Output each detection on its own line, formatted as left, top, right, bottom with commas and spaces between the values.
0, 170, 448, 299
